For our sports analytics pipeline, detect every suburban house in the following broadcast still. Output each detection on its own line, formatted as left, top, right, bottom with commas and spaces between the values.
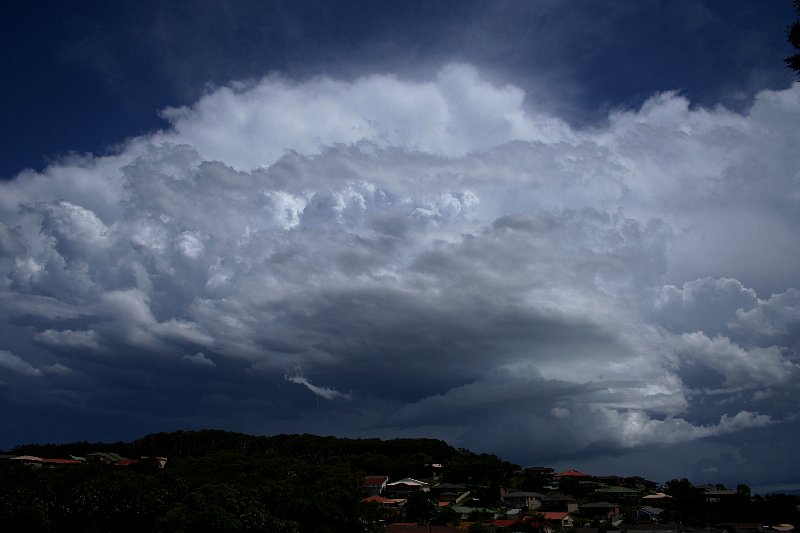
385, 478, 430, 498
363, 475, 389, 496
361, 495, 405, 508
634, 506, 664, 522
543, 511, 575, 529
542, 494, 579, 513
504, 491, 545, 510
385, 524, 460, 533
595, 485, 640, 503
10, 456, 81, 468
556, 469, 590, 480
704, 488, 738, 503
579, 501, 621, 521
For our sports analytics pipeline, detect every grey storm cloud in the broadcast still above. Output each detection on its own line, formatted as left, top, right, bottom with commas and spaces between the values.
1, 65, 799, 487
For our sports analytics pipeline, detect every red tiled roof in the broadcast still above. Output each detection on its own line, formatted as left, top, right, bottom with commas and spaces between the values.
115, 459, 139, 466
362, 495, 391, 503
543, 512, 569, 520
364, 475, 389, 484
42, 458, 81, 464
385, 525, 459, 533
557, 469, 589, 477
493, 519, 522, 527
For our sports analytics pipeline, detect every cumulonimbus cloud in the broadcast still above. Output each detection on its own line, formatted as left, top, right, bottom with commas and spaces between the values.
0, 65, 798, 480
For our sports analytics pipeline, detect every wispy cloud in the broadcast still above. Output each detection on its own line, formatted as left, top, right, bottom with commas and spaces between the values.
285, 369, 351, 401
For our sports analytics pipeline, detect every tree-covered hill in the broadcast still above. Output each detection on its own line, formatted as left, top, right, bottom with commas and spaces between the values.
1, 430, 518, 532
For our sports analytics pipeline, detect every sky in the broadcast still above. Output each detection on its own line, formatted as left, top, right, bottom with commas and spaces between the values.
1, 0, 798, 493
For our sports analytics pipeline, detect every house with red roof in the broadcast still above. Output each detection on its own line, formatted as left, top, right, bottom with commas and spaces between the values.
384, 524, 459, 533
543, 511, 575, 529
361, 495, 406, 508
364, 475, 389, 496
556, 469, 590, 478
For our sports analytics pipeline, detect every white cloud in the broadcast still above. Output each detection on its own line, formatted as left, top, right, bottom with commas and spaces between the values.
0, 65, 798, 468
674, 331, 799, 389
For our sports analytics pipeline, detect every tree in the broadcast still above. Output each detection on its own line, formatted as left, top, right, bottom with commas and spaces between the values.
405, 491, 437, 524
787, 0, 800, 76
664, 478, 707, 526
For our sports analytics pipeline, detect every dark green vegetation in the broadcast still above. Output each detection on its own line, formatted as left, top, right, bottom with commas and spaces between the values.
0, 430, 516, 532
2, 430, 798, 532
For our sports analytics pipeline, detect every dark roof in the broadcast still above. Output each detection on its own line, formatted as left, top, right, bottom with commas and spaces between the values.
581, 502, 619, 508
544, 493, 577, 501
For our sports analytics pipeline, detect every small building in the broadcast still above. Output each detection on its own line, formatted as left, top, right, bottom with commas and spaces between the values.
634, 506, 663, 522
580, 501, 621, 520
595, 486, 640, 503
361, 495, 405, 508
364, 475, 389, 496
41, 458, 82, 468
705, 489, 737, 503
542, 494, 579, 513
10, 455, 43, 467
543, 511, 574, 529
505, 491, 545, 510
385, 478, 430, 498
86, 452, 125, 464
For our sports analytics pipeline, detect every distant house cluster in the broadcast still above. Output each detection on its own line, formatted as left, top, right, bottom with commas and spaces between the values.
361, 466, 796, 533
0, 452, 167, 469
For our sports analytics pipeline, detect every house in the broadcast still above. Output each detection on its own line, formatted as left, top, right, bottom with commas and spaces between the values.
450, 506, 491, 521
364, 475, 389, 496
642, 492, 671, 501
139, 456, 167, 469
523, 467, 555, 477
580, 501, 621, 520
542, 494, 579, 513
634, 506, 663, 522
494, 517, 553, 533
431, 463, 444, 480
718, 523, 763, 533
505, 491, 544, 510
10, 456, 81, 468
704, 489, 737, 503
579, 480, 607, 492
361, 495, 405, 508
556, 469, 590, 479
595, 486, 640, 503
384, 524, 460, 533
627, 524, 679, 533
433, 482, 468, 495
494, 519, 525, 529
542, 511, 574, 529
86, 452, 125, 464
386, 478, 429, 498
41, 458, 82, 468
10, 455, 43, 467
431, 483, 470, 505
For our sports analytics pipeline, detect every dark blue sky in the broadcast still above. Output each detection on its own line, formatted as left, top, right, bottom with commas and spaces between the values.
1, 1, 799, 492
1, 1, 794, 178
